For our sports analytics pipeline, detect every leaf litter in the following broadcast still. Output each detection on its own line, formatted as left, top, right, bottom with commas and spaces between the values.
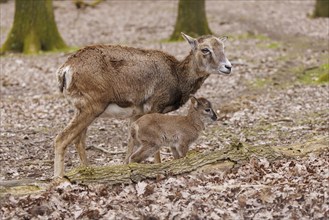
1, 0, 328, 219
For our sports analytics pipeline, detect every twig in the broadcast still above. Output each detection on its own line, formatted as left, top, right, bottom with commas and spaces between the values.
88, 145, 126, 155
275, 118, 294, 123
302, 66, 318, 74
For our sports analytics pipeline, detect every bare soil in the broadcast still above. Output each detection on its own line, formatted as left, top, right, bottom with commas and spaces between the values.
0, 0, 328, 219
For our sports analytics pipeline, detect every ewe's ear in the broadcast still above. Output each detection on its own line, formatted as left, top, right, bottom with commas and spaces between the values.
218, 36, 228, 42
181, 32, 197, 50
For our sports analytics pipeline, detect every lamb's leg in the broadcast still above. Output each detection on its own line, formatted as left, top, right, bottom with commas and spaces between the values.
170, 146, 180, 159
145, 97, 179, 164
125, 134, 140, 164
125, 120, 139, 164
177, 143, 189, 158
129, 143, 159, 163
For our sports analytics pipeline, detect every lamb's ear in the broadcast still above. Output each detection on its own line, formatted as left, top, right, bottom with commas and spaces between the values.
190, 95, 198, 109
181, 32, 197, 50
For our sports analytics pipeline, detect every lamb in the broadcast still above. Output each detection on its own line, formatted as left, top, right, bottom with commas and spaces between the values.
54, 33, 231, 177
127, 96, 217, 163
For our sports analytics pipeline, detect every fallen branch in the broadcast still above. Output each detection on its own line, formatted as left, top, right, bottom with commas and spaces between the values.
88, 144, 126, 155
1, 136, 327, 197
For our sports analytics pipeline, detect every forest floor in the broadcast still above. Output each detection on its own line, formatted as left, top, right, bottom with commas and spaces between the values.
0, 0, 328, 219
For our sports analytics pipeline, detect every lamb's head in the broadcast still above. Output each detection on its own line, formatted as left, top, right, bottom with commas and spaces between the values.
182, 32, 232, 75
190, 96, 218, 123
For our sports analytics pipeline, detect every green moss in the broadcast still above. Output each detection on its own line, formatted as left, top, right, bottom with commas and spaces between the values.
232, 33, 270, 41
276, 54, 294, 62
0, 185, 43, 197
232, 33, 281, 51
251, 78, 272, 88
318, 72, 329, 82
247, 75, 287, 90
246, 61, 328, 91
267, 42, 281, 49
39, 46, 80, 54
298, 63, 329, 84
256, 41, 281, 50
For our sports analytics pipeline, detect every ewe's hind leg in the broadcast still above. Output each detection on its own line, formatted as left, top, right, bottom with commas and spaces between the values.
129, 143, 159, 163
73, 128, 88, 166
54, 106, 105, 177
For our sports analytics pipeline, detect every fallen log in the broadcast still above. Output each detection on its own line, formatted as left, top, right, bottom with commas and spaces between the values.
1, 136, 328, 197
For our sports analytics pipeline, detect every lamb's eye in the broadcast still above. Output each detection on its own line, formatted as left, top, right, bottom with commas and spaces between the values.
201, 48, 210, 54
205, 108, 211, 112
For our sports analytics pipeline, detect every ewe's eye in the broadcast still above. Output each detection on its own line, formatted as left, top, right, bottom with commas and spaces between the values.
205, 108, 211, 112
201, 48, 210, 54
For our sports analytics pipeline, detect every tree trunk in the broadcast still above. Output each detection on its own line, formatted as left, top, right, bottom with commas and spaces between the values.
313, 0, 329, 17
170, 0, 212, 41
1, 0, 67, 54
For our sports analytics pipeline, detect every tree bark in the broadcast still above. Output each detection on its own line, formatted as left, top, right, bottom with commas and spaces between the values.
313, 0, 329, 17
1, 137, 327, 197
170, 0, 212, 41
1, 0, 67, 54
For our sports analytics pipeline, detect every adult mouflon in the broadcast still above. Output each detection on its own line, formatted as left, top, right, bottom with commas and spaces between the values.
54, 33, 232, 177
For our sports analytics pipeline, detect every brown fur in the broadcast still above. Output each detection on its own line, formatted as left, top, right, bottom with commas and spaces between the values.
54, 33, 231, 177
127, 96, 217, 163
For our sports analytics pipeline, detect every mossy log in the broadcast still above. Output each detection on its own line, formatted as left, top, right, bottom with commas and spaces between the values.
66, 144, 279, 185
1, 136, 328, 197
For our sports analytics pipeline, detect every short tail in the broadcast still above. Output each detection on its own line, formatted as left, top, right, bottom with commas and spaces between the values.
57, 65, 71, 93
57, 68, 65, 93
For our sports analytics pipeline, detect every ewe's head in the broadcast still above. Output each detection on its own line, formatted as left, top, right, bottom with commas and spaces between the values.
182, 32, 232, 75
190, 96, 217, 123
